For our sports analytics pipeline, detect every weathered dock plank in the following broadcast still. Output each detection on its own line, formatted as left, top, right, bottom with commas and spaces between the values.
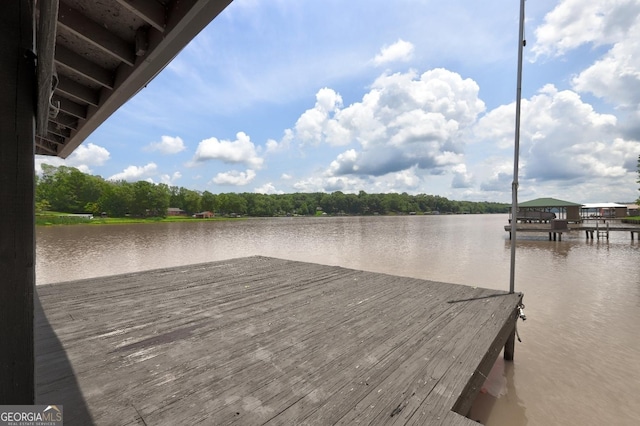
35, 256, 522, 425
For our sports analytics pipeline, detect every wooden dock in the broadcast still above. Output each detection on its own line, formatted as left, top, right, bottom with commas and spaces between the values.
35, 256, 522, 425
504, 222, 640, 241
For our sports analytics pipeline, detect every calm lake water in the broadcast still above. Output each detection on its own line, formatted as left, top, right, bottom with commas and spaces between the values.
36, 214, 640, 425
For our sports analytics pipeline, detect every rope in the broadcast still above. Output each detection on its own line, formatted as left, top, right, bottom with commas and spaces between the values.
48, 68, 60, 119
515, 303, 526, 342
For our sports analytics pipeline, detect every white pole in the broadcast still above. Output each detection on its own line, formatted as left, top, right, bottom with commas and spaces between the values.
509, 0, 526, 294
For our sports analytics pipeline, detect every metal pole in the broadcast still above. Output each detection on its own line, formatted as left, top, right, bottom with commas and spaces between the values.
509, 0, 526, 294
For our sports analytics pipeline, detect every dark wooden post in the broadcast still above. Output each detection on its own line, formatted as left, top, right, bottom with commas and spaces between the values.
504, 327, 516, 361
0, 0, 36, 404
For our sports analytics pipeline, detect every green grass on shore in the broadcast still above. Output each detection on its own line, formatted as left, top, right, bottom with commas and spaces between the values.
623, 216, 640, 224
35, 213, 236, 226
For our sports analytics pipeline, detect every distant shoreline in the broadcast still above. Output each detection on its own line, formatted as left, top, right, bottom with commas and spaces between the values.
35, 214, 240, 226
35, 211, 510, 226
35, 212, 640, 227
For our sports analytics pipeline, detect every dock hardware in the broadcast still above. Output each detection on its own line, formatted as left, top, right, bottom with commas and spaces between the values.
515, 303, 526, 342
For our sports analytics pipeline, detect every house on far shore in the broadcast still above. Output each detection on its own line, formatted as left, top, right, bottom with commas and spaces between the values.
193, 211, 214, 219
581, 203, 628, 219
511, 197, 583, 223
167, 207, 187, 216
627, 204, 640, 216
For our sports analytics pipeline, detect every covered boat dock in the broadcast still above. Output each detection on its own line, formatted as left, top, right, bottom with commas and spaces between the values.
505, 197, 640, 241
509, 197, 583, 224
581, 203, 629, 220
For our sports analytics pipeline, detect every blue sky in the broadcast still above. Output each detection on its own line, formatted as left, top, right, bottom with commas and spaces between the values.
37, 0, 640, 203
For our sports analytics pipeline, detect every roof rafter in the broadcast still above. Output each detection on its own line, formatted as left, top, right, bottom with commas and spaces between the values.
116, 0, 166, 33
57, 0, 136, 66
53, 95, 87, 119
50, 113, 79, 131
47, 122, 71, 139
36, 137, 61, 154
56, 75, 100, 106
35, 0, 234, 159
55, 45, 114, 90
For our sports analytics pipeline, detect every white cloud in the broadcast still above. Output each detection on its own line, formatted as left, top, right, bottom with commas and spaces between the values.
292, 175, 364, 193
373, 39, 415, 66
289, 68, 485, 178
254, 182, 283, 194
265, 139, 281, 153
388, 167, 421, 189
451, 164, 474, 189
488, 85, 617, 181
294, 88, 344, 146
192, 132, 263, 169
35, 142, 110, 175
478, 160, 513, 193
530, 0, 640, 168
265, 129, 294, 154
281, 173, 293, 180
144, 136, 186, 154
292, 166, 423, 194
571, 19, 640, 109
473, 102, 515, 150
212, 169, 256, 186
160, 171, 182, 185
108, 163, 158, 182
70, 143, 111, 166
476, 85, 616, 181
326, 149, 359, 176
473, 84, 640, 200
532, 0, 640, 59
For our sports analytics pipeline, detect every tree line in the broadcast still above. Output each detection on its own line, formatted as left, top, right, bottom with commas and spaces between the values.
36, 165, 509, 217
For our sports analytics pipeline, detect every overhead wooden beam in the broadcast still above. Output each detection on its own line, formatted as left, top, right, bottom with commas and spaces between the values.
36, 0, 59, 136
55, 45, 114, 89
57, 0, 136, 66
37, 133, 65, 145
50, 112, 78, 130
36, 139, 59, 155
135, 27, 149, 57
0, 0, 36, 404
52, 94, 87, 119
116, 0, 166, 33
57, 0, 234, 158
57, 75, 100, 106
47, 121, 71, 139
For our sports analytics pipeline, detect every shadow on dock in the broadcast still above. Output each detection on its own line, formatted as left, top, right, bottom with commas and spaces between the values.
35, 292, 94, 425
448, 293, 517, 304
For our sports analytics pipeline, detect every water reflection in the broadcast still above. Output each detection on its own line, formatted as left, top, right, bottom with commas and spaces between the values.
469, 357, 527, 425
504, 239, 574, 258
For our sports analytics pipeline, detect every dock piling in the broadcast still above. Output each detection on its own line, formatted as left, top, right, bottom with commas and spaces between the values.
507, 222, 638, 240
504, 328, 516, 361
